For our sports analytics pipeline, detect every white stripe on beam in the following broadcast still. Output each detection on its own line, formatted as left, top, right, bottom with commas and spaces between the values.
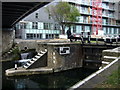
102, 61, 110, 64
103, 56, 117, 59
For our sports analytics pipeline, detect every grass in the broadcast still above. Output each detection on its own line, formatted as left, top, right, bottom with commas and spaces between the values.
95, 66, 120, 88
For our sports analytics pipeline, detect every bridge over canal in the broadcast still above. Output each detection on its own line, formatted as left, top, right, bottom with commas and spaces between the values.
1, 0, 53, 54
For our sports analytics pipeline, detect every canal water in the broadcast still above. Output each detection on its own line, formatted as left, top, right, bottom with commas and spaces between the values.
2, 61, 97, 89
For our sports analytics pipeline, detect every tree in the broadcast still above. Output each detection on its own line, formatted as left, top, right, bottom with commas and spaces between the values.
46, 1, 80, 34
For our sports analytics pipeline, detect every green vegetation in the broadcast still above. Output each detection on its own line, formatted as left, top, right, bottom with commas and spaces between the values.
46, 1, 80, 34
95, 66, 120, 88
12, 46, 21, 61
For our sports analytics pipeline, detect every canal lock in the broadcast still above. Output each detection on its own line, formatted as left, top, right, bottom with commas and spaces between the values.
82, 45, 118, 70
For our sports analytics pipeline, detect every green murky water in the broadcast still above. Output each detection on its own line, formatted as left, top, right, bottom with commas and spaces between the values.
2, 61, 97, 89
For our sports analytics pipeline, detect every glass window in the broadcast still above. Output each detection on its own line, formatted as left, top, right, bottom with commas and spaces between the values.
26, 34, 33, 39
116, 28, 119, 34
82, 0, 85, 4
79, 16, 83, 23
54, 24, 60, 30
118, 28, 120, 34
76, 25, 82, 33
20, 23, 23, 29
44, 23, 49, 29
35, 13, 38, 18
103, 27, 106, 35
37, 34, 39, 38
46, 34, 49, 39
73, 25, 76, 33
34, 34, 36, 38
48, 23, 53, 30
44, 23, 53, 30
37, 34, 42, 39
40, 34, 42, 39
23, 23, 26, 29
109, 28, 111, 34
85, 26, 90, 32
48, 13, 52, 19
106, 28, 109, 34
111, 28, 114, 34
52, 34, 54, 38
114, 28, 116, 34
32, 22, 38, 29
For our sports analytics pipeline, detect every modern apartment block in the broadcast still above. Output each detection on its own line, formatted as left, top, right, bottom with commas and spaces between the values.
15, 0, 120, 39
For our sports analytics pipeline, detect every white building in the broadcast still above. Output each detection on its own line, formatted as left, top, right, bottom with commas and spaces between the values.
15, 0, 120, 39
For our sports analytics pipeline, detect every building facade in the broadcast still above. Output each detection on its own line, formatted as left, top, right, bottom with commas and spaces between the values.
15, 0, 120, 39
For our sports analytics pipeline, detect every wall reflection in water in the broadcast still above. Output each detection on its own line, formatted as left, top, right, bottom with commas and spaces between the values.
3, 61, 97, 89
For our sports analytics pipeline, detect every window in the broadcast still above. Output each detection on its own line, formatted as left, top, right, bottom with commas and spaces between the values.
54, 24, 60, 30
20, 23, 24, 29
109, 28, 111, 34
85, 26, 90, 32
44, 23, 54, 30
114, 28, 116, 34
49, 23, 52, 29
109, 3, 114, 10
106, 27, 108, 34
81, 7, 85, 13
34, 34, 36, 38
46, 34, 49, 39
37, 34, 42, 39
48, 13, 52, 19
46, 34, 54, 39
32, 22, 38, 29
26, 34, 33, 39
35, 13, 38, 18
73, 25, 76, 33
103, 27, 106, 35
52, 34, 54, 38
83, 16, 87, 23
118, 28, 120, 34
26, 33, 42, 39
82, 0, 85, 4
44, 23, 49, 29
79, 16, 83, 23
76, 25, 82, 33
23, 23, 27, 29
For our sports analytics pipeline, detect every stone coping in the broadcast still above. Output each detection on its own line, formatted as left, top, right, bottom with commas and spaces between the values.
103, 47, 120, 53
47, 43, 81, 45
5, 67, 53, 76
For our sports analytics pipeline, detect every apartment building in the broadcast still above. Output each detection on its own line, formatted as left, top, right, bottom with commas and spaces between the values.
15, 0, 120, 39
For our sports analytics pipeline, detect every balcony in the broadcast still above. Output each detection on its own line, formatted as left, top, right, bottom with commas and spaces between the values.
102, 0, 115, 4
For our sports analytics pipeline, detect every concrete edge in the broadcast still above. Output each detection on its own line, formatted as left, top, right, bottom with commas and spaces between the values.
69, 57, 120, 89
5, 67, 53, 76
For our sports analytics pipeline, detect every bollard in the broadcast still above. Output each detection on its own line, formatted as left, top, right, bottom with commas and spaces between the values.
15, 64, 17, 70
82, 37, 84, 44
88, 35, 90, 44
